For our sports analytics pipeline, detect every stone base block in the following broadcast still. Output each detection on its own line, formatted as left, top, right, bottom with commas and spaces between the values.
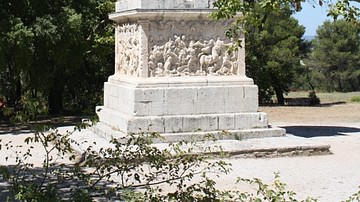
92, 121, 286, 144
103, 75, 259, 117
97, 106, 271, 134
95, 75, 286, 143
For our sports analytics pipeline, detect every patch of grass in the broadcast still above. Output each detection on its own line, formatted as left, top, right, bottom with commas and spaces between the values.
286, 91, 360, 104
350, 96, 360, 103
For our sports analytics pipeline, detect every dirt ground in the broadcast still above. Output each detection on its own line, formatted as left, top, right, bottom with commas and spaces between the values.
259, 103, 360, 127
1, 103, 360, 201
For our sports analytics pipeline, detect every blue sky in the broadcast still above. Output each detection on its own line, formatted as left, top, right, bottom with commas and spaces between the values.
292, 2, 332, 36
293, 1, 360, 36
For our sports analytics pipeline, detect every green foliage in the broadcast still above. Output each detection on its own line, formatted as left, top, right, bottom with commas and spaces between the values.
344, 187, 360, 202
2, 93, 48, 123
0, 0, 114, 116
328, 0, 360, 21
0, 124, 234, 201
14, 183, 59, 202
311, 19, 360, 92
211, 0, 359, 28
211, 0, 360, 102
350, 96, 360, 103
243, 5, 306, 105
236, 173, 318, 201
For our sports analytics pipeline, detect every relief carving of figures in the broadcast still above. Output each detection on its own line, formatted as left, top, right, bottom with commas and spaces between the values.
115, 24, 141, 76
148, 35, 238, 77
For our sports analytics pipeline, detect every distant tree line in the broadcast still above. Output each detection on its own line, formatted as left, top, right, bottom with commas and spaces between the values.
309, 20, 360, 92
212, 0, 360, 105
241, 7, 359, 105
0, 0, 359, 120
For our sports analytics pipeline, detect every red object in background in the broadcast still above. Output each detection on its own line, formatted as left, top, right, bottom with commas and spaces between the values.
0, 98, 4, 109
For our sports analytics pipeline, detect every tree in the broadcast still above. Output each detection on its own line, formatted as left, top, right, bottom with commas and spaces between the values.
0, 0, 114, 116
211, 0, 359, 40
244, 6, 306, 104
311, 19, 360, 92
211, 0, 359, 103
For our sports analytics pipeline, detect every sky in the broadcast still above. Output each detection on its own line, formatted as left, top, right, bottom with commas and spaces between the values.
293, 1, 360, 36
292, 2, 332, 36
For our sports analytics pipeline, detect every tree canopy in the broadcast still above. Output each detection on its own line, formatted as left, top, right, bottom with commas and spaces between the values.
211, 0, 359, 103
311, 19, 360, 92
244, 5, 306, 104
1, 0, 359, 117
211, 0, 359, 50
0, 0, 114, 118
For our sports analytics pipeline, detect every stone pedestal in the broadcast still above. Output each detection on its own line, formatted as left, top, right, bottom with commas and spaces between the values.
95, 0, 285, 142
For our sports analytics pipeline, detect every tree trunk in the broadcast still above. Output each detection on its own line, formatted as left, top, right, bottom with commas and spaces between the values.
48, 82, 64, 115
6, 64, 22, 107
274, 87, 285, 105
305, 67, 315, 91
338, 77, 343, 92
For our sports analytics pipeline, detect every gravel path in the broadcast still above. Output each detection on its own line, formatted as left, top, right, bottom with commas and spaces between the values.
216, 133, 360, 201
217, 104, 360, 201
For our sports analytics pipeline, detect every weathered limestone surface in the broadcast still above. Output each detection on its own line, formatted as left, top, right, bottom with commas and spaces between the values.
115, 0, 216, 11
95, 0, 285, 141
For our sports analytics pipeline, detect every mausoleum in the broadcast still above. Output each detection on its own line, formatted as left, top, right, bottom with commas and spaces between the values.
95, 0, 285, 141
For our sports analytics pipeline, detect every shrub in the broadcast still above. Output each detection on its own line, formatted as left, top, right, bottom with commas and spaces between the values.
350, 96, 360, 103
1, 93, 48, 123
0, 124, 234, 201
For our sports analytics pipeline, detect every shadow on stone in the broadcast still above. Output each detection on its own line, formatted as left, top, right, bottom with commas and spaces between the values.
283, 125, 360, 138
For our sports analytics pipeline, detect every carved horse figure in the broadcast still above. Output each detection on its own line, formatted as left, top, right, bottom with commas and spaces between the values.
199, 54, 216, 73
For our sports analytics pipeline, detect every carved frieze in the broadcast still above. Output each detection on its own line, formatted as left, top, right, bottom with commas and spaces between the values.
114, 20, 244, 77
148, 20, 240, 77
115, 24, 141, 76
148, 35, 238, 77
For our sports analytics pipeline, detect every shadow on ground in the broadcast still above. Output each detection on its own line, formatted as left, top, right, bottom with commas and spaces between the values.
0, 116, 86, 135
318, 101, 347, 107
283, 125, 360, 138
0, 164, 120, 201
260, 101, 347, 107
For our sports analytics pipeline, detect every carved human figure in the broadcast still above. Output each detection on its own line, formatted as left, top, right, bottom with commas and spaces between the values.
199, 39, 216, 72
164, 38, 174, 55
155, 63, 164, 76
200, 39, 214, 55
187, 48, 200, 73
208, 38, 226, 72
164, 52, 179, 72
149, 45, 164, 64
217, 54, 233, 75
149, 60, 157, 77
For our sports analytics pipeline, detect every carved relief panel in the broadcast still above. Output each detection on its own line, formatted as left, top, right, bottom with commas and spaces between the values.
115, 24, 142, 76
147, 20, 243, 77
114, 19, 245, 77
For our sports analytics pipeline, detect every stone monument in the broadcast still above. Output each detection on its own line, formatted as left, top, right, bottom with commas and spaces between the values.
94, 0, 285, 142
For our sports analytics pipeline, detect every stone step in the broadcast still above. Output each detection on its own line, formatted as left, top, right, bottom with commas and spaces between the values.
91, 121, 286, 144
65, 126, 331, 159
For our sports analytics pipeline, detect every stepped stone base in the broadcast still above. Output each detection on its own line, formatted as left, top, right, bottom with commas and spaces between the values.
94, 75, 286, 142
97, 107, 272, 134
91, 122, 286, 143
